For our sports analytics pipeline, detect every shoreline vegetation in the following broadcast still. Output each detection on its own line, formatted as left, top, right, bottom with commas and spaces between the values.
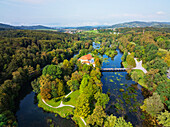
0, 28, 169, 127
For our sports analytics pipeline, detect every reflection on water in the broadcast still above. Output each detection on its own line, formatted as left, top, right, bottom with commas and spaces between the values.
16, 42, 146, 127
16, 92, 75, 127
101, 48, 145, 127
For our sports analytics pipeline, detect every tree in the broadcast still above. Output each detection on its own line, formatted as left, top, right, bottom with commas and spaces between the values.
79, 74, 90, 94
31, 78, 40, 93
95, 57, 101, 68
156, 81, 170, 110
126, 54, 136, 68
62, 59, 72, 75
40, 82, 52, 100
131, 71, 139, 82
42, 65, 62, 79
140, 93, 164, 117
87, 106, 106, 126
74, 94, 91, 118
114, 117, 133, 127
104, 114, 117, 127
121, 51, 128, 62
157, 110, 170, 127
94, 92, 109, 109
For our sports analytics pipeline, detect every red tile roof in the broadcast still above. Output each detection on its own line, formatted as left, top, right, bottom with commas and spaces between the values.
78, 54, 93, 60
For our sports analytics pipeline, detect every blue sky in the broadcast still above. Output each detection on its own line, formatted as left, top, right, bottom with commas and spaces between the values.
0, 0, 170, 26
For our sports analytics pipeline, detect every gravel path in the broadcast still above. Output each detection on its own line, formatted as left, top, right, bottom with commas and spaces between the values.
133, 58, 147, 73
41, 91, 87, 126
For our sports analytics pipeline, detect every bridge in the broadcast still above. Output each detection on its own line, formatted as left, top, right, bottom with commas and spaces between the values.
101, 68, 128, 72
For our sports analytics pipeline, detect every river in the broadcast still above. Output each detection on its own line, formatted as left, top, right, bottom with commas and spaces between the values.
16, 42, 145, 127
101, 49, 145, 126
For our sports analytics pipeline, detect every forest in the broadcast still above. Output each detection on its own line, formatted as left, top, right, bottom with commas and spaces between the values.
0, 30, 92, 126
0, 27, 170, 127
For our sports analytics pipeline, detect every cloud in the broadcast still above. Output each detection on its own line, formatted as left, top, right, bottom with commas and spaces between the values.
10, 0, 49, 4
156, 11, 165, 15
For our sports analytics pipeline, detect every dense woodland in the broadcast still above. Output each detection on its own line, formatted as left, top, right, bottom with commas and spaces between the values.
117, 28, 170, 126
0, 30, 92, 126
0, 27, 170, 127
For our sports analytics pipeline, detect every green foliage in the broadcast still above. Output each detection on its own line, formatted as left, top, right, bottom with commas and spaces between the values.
104, 114, 117, 127
79, 74, 91, 94
114, 117, 133, 127
146, 58, 168, 75
74, 94, 91, 118
121, 51, 128, 62
156, 81, 170, 110
157, 110, 170, 127
126, 54, 136, 68
94, 92, 109, 109
131, 71, 139, 82
87, 106, 106, 126
42, 64, 62, 79
31, 78, 40, 93
140, 93, 164, 117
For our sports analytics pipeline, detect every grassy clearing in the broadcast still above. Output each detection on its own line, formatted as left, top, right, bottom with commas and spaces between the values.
122, 61, 128, 68
131, 69, 148, 89
36, 29, 58, 31
84, 30, 99, 33
130, 42, 136, 45
95, 41, 100, 44
72, 116, 86, 127
37, 94, 74, 118
45, 97, 61, 107
63, 90, 80, 106
159, 48, 169, 52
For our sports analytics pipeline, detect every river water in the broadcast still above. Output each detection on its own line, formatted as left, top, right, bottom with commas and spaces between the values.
101, 49, 145, 126
16, 42, 145, 127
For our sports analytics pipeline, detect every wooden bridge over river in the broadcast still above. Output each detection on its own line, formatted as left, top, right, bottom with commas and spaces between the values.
101, 68, 128, 72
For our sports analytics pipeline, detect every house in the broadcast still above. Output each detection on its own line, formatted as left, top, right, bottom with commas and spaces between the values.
78, 54, 95, 67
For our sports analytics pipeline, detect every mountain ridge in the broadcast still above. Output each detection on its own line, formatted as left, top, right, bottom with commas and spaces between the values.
0, 21, 170, 30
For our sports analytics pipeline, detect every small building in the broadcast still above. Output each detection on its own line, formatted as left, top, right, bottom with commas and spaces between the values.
78, 54, 95, 67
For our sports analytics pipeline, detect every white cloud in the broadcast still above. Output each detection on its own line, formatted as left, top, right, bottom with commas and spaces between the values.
10, 0, 52, 4
156, 11, 165, 15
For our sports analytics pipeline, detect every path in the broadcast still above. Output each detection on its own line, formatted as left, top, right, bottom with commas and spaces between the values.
133, 58, 147, 73
41, 91, 87, 126
80, 117, 87, 126
42, 91, 75, 108
128, 52, 147, 74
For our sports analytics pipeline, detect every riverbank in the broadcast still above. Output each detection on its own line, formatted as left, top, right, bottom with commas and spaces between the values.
37, 90, 86, 127
122, 59, 148, 89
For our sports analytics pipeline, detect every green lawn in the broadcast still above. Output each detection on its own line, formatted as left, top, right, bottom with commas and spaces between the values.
36, 29, 58, 31
37, 92, 86, 126
84, 30, 99, 33
122, 61, 128, 68
45, 97, 61, 107
131, 69, 148, 89
37, 94, 74, 118
63, 90, 80, 106
159, 48, 169, 52
72, 116, 86, 127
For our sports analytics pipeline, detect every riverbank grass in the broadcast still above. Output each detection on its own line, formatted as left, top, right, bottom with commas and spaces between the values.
122, 61, 148, 89
72, 116, 86, 127
37, 94, 74, 117
122, 61, 129, 68
131, 69, 148, 89
63, 90, 80, 106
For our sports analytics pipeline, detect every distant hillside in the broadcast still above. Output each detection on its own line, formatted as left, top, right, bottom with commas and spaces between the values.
107, 21, 170, 28
60, 21, 170, 30
0, 23, 54, 30
1, 21, 170, 31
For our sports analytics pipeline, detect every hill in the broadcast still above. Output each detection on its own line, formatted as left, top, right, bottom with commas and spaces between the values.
0, 23, 54, 30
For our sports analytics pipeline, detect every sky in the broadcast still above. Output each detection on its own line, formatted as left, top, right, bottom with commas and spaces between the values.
0, 0, 170, 27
